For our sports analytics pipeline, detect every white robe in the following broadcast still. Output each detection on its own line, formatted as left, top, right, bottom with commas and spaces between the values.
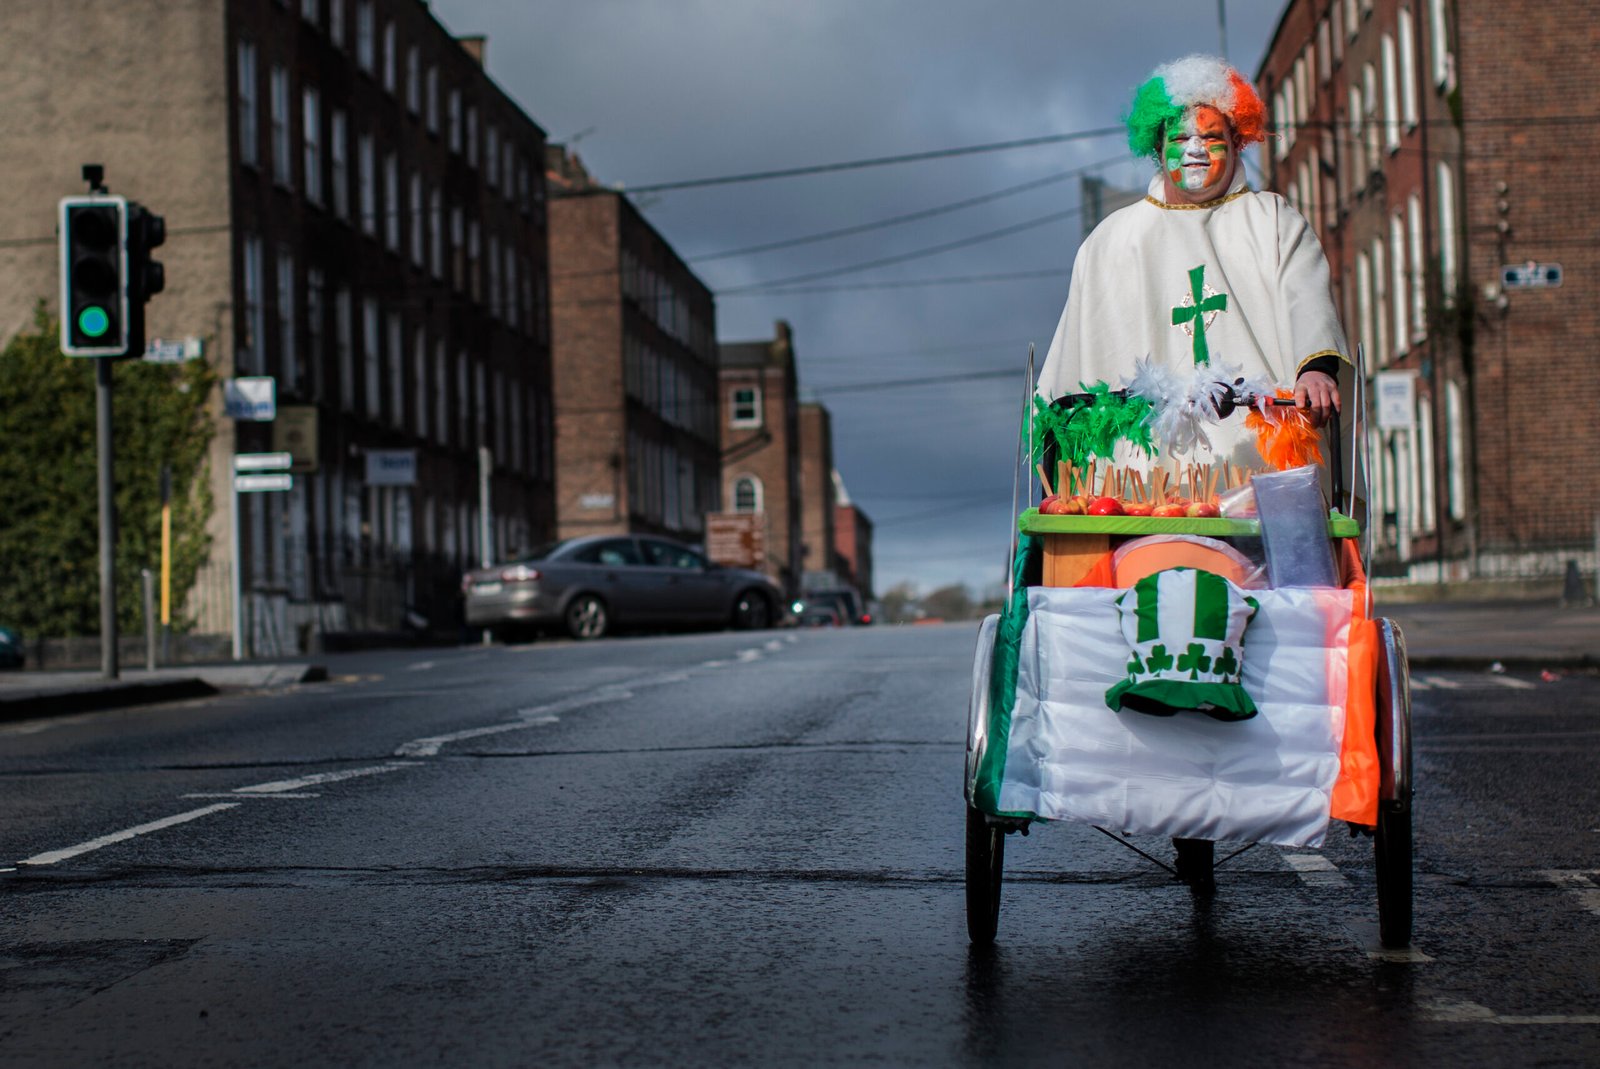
1037, 173, 1351, 472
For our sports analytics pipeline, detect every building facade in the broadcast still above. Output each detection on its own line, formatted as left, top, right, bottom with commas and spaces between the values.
546, 149, 721, 545
1259, 0, 1600, 582
797, 401, 838, 592
832, 473, 875, 603
0, 0, 557, 648
718, 322, 803, 597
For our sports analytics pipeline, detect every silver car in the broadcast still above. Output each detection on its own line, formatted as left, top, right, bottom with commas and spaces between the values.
462, 534, 784, 640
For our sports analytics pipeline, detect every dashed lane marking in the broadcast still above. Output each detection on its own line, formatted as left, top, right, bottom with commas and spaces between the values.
182, 792, 321, 799
1541, 870, 1600, 918
1420, 675, 1461, 690
232, 764, 410, 795
736, 648, 763, 662
764, 639, 784, 652
16, 803, 240, 867
1487, 675, 1537, 690
406, 661, 437, 672
1284, 852, 1351, 888
1423, 999, 1600, 1025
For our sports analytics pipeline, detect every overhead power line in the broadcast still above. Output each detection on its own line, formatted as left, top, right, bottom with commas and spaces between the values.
717, 267, 1068, 298
622, 126, 1125, 194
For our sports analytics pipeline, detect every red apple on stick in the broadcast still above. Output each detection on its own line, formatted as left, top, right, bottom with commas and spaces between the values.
1087, 496, 1124, 516
1150, 503, 1187, 518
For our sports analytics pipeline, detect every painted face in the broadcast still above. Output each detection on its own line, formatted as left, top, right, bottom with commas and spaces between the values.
1163, 106, 1236, 199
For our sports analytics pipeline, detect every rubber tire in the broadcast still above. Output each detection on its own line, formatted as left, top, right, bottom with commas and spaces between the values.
1375, 801, 1413, 948
965, 803, 1004, 944
564, 594, 608, 640
732, 590, 772, 631
1173, 838, 1216, 893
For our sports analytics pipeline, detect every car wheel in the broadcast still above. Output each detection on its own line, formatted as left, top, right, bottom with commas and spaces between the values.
564, 594, 608, 640
732, 590, 772, 630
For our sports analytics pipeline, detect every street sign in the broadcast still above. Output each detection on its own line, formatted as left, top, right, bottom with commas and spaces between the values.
1374, 369, 1417, 430
365, 449, 417, 486
233, 473, 292, 492
706, 512, 767, 570
224, 377, 276, 420
1501, 261, 1563, 289
272, 405, 319, 471
141, 336, 203, 363
234, 451, 292, 472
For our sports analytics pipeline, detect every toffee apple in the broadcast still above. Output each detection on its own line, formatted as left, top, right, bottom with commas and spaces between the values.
1150, 503, 1187, 518
1087, 496, 1124, 516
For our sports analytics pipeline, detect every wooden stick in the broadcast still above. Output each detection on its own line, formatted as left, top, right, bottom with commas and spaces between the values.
1057, 460, 1068, 501
1101, 466, 1114, 497
1132, 469, 1147, 502
1222, 461, 1232, 493
1036, 462, 1054, 498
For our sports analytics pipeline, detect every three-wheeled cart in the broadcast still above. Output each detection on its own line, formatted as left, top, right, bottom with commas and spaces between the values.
963, 398, 1414, 949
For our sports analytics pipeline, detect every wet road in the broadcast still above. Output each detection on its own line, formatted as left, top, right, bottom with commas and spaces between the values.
2, 624, 1598, 1066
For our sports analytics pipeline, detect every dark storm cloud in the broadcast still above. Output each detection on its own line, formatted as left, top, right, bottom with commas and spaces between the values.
432, 0, 1285, 593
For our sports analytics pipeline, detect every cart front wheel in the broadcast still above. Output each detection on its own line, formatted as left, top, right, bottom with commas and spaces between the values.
965, 804, 1005, 944
1375, 801, 1413, 948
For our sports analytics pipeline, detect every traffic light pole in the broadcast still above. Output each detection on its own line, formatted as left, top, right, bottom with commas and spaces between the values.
96, 357, 118, 679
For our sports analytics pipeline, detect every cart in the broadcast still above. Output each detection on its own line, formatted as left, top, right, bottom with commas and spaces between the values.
962, 379, 1414, 949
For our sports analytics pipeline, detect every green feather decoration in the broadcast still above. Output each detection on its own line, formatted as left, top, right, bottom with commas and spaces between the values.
1031, 383, 1155, 471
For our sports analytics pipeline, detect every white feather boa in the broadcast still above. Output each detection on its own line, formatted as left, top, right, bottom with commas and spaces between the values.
1123, 356, 1275, 459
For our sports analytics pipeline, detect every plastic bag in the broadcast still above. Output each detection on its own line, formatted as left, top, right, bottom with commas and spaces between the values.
1253, 466, 1338, 588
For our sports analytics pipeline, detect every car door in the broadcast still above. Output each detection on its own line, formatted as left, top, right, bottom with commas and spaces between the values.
562, 538, 648, 621
639, 538, 729, 622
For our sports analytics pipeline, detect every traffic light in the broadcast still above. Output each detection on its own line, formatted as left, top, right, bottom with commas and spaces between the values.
126, 203, 166, 357
58, 195, 128, 356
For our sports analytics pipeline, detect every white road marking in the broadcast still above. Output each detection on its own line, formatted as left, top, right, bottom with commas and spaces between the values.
1410, 679, 1432, 691
1423, 999, 1600, 1025
1284, 852, 1351, 887
1542, 870, 1600, 918
1487, 675, 1537, 690
736, 648, 763, 662
233, 764, 408, 795
1420, 675, 1461, 690
18, 803, 240, 867
764, 639, 784, 652
406, 661, 437, 672
182, 792, 321, 799
700, 660, 730, 668
0, 867, 15, 873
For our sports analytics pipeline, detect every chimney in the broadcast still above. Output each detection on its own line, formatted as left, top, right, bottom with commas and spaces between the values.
457, 35, 486, 66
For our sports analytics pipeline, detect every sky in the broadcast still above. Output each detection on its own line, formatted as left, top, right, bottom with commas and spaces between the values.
430, 0, 1289, 598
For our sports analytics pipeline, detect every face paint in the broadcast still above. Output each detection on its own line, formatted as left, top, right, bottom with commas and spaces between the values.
1163, 106, 1236, 199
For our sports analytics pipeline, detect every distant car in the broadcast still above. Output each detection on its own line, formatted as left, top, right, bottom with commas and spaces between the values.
797, 588, 872, 626
0, 627, 23, 669
462, 534, 784, 640
799, 605, 844, 628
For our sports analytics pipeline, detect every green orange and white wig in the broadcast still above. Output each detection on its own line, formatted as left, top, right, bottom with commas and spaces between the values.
1125, 54, 1267, 161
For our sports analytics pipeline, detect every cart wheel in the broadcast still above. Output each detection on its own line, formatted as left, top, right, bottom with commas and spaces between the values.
1173, 837, 1216, 893
965, 804, 1005, 943
1375, 801, 1413, 948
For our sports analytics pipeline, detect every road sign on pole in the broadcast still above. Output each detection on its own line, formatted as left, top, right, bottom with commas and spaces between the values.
234, 452, 293, 472
233, 473, 293, 493
230, 451, 292, 661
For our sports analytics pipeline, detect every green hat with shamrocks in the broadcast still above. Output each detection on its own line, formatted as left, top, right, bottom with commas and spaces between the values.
1105, 567, 1259, 721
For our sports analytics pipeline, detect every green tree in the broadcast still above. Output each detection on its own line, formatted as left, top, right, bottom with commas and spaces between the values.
0, 304, 216, 637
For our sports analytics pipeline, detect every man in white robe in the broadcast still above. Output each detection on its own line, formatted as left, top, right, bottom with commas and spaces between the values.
1037, 55, 1349, 474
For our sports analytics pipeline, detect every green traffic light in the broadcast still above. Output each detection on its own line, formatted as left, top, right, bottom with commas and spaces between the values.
78, 306, 110, 338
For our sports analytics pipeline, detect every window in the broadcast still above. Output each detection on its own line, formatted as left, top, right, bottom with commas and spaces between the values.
1317, 18, 1332, 81
448, 89, 461, 152
468, 220, 480, 300
466, 106, 479, 166
335, 286, 353, 410
269, 65, 291, 187
413, 328, 428, 440
409, 170, 423, 266
502, 149, 513, 200
329, 0, 344, 46
1371, 235, 1388, 365
1363, 63, 1380, 168
242, 234, 264, 373
330, 110, 349, 219
474, 362, 487, 446
1428, 0, 1451, 86
381, 21, 396, 93
733, 476, 762, 513
306, 267, 325, 401
1407, 193, 1426, 340
1355, 249, 1372, 365
1294, 55, 1309, 122
1344, 0, 1358, 40
486, 124, 498, 189
426, 66, 439, 133
358, 133, 375, 236
1426, 164, 1455, 311
276, 248, 297, 386
456, 353, 469, 448
1445, 380, 1466, 521
1348, 85, 1365, 187
301, 0, 318, 23
1398, 9, 1419, 129
1417, 397, 1436, 531
730, 386, 760, 427
302, 88, 322, 205
573, 539, 643, 566
383, 152, 399, 250
405, 45, 419, 113
237, 41, 258, 167
494, 369, 507, 459
362, 297, 380, 420
434, 341, 448, 445
642, 538, 704, 570
387, 311, 403, 427
1390, 212, 1408, 354
1381, 34, 1400, 152
487, 234, 499, 317
355, 1, 374, 72
450, 205, 464, 288
429, 189, 442, 278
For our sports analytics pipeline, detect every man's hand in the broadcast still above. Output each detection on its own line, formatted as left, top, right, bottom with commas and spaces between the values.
1294, 370, 1340, 427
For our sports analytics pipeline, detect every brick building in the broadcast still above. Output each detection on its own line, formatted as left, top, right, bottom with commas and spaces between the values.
545, 149, 720, 544
832, 473, 876, 602
1259, 0, 1600, 580
718, 322, 803, 597
797, 402, 838, 592
0, 0, 556, 649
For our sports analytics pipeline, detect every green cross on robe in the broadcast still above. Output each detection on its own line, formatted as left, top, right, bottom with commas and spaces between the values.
1171, 264, 1229, 365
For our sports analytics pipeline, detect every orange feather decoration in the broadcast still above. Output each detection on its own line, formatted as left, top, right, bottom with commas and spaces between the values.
1245, 389, 1323, 470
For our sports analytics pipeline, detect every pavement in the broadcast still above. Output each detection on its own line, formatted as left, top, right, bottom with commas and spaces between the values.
0, 662, 328, 721
0, 598, 1593, 722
